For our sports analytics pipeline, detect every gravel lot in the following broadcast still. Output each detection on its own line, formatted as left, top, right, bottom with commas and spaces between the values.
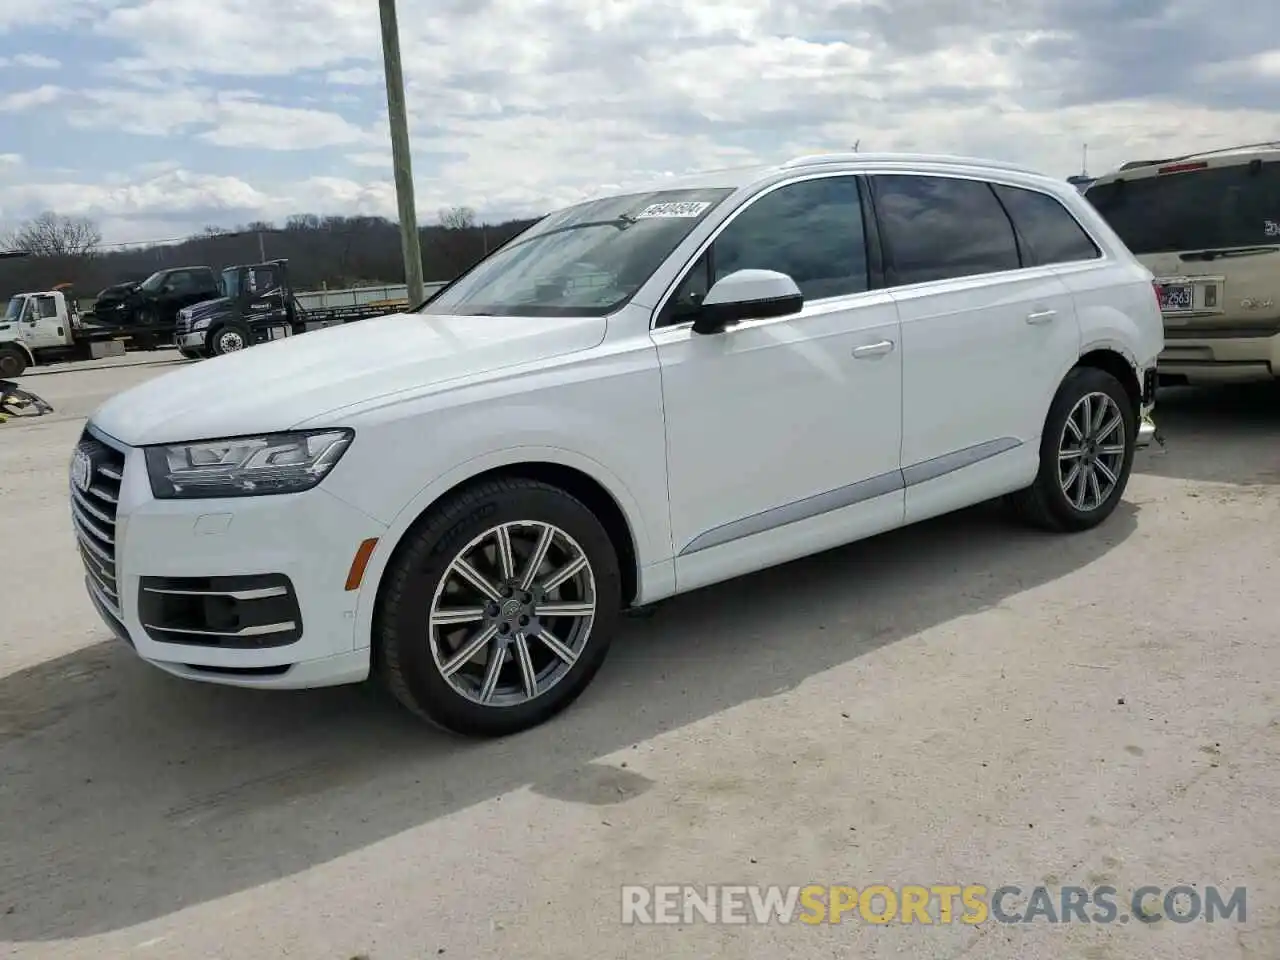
1, 351, 1278, 960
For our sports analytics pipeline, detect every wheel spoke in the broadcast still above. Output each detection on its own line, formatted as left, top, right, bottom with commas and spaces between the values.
1094, 458, 1118, 486
1096, 413, 1123, 443
452, 557, 501, 601
520, 524, 555, 590
1087, 466, 1103, 508
1080, 397, 1093, 437
432, 606, 486, 626
1062, 462, 1081, 496
1098, 443, 1125, 457
538, 601, 595, 618
513, 632, 538, 698
542, 554, 588, 593
441, 622, 500, 678
478, 642, 506, 703
536, 628, 578, 666
1064, 413, 1083, 441
1091, 397, 1109, 434
1067, 465, 1087, 508
1059, 447, 1084, 461
494, 525, 516, 580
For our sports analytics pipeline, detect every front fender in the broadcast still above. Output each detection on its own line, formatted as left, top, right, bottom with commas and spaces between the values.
0, 337, 35, 367
343, 442, 659, 652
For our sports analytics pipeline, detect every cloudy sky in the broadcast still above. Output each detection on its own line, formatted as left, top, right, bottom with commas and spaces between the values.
0, 0, 1277, 245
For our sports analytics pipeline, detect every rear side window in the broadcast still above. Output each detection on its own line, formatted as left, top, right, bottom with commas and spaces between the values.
871, 174, 1020, 285
1085, 162, 1280, 254
992, 185, 1100, 265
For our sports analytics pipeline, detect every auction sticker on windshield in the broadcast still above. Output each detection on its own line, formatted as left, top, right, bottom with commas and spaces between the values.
636, 201, 712, 218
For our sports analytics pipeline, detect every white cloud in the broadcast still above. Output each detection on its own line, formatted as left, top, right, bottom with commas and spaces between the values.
0, 52, 60, 68
1, 0, 1277, 243
326, 67, 381, 86
65, 86, 375, 150
0, 84, 62, 111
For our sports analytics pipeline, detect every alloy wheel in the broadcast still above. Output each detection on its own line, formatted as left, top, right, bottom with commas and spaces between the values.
218, 330, 245, 352
428, 520, 597, 707
1057, 391, 1126, 512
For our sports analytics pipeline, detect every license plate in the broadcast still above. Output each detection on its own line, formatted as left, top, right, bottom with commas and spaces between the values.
1157, 283, 1194, 311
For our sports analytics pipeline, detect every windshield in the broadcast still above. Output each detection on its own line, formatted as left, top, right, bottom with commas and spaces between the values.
1086, 161, 1280, 254
419, 187, 736, 317
3, 297, 20, 322
138, 271, 167, 292
220, 267, 240, 298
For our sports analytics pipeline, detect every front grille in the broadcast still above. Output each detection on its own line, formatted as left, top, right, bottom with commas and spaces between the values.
175, 313, 192, 336
70, 429, 126, 616
137, 573, 303, 648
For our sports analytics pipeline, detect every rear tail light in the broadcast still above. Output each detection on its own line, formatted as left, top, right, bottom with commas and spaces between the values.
1157, 160, 1209, 175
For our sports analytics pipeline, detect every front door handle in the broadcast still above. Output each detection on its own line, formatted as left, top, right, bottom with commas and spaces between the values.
852, 339, 895, 359
1026, 309, 1057, 324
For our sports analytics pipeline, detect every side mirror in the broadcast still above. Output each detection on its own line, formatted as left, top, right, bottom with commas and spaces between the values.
691, 269, 803, 335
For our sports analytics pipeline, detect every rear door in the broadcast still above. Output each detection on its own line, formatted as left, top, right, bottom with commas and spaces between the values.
1085, 159, 1280, 338
868, 172, 1081, 523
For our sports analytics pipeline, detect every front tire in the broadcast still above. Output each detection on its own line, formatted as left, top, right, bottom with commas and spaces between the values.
375, 477, 622, 737
1007, 365, 1136, 532
208, 323, 250, 356
0, 344, 28, 377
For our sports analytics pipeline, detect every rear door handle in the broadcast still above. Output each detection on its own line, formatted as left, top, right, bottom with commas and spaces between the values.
852, 339, 895, 359
1026, 309, 1057, 324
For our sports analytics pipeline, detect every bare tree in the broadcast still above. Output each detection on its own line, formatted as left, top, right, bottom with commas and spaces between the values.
438, 205, 477, 230
4, 211, 101, 256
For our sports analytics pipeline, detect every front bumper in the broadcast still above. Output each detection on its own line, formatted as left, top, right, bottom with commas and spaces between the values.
74, 424, 386, 689
176, 330, 207, 350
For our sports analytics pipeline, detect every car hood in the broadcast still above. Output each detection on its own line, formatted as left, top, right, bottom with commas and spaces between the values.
89, 311, 607, 446
95, 284, 138, 303
182, 297, 231, 321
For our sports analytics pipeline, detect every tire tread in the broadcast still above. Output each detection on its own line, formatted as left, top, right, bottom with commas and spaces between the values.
374, 476, 619, 737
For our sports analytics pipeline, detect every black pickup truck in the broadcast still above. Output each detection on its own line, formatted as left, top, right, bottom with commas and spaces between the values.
174, 259, 409, 358
91, 266, 222, 337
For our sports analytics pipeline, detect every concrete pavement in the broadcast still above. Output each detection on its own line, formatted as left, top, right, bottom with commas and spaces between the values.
1, 359, 1277, 959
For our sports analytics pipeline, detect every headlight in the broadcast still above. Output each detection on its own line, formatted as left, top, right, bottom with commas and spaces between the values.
143, 429, 353, 499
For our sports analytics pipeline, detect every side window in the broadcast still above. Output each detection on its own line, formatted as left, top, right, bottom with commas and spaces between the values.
993, 184, 1100, 265
247, 267, 281, 295
165, 271, 194, 293
714, 176, 868, 301
872, 174, 1020, 285
35, 295, 58, 319
660, 175, 869, 325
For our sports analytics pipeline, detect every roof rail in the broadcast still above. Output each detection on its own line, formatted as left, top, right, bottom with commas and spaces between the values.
781, 152, 1039, 174
1155, 141, 1280, 164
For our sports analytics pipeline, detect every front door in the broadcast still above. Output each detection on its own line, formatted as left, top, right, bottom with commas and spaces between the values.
23, 295, 71, 350
653, 173, 905, 592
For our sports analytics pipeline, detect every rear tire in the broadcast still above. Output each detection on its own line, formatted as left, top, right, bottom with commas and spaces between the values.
1007, 365, 1136, 532
375, 477, 622, 737
0, 345, 28, 378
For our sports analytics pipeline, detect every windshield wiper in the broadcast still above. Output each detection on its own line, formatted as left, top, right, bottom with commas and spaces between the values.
498, 215, 637, 254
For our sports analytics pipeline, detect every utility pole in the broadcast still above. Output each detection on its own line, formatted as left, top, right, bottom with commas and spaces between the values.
379, 0, 425, 305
